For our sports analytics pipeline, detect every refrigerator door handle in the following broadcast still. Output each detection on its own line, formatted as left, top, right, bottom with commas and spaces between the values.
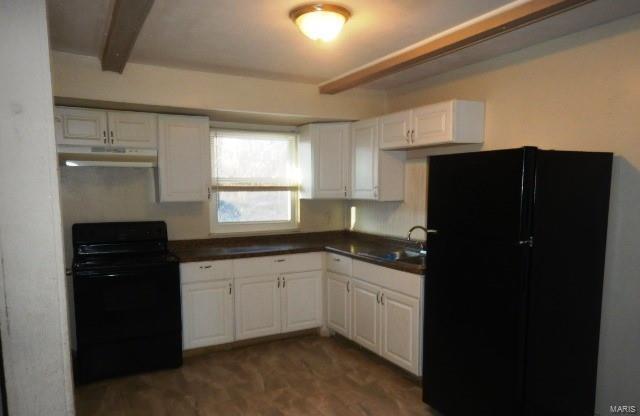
518, 236, 534, 247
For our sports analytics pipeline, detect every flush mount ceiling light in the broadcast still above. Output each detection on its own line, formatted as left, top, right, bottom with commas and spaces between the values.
290, 3, 351, 42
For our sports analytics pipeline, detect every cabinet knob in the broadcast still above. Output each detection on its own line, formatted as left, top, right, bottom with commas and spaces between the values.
275, 259, 286, 263
228, 282, 232, 295
333, 258, 341, 262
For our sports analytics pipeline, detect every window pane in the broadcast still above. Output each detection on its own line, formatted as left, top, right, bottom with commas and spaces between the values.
217, 191, 292, 223
213, 134, 293, 183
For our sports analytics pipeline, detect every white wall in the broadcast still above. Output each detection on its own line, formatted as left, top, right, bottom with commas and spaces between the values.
59, 167, 345, 263
0, 1, 75, 414
50, 51, 387, 123
354, 13, 640, 414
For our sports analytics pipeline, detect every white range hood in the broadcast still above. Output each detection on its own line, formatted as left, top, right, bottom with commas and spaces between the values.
57, 145, 158, 168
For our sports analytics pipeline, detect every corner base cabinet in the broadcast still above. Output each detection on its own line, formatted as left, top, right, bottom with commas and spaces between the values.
326, 258, 423, 375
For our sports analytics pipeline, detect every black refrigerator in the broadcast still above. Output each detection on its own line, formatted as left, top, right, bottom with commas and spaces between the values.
422, 147, 612, 416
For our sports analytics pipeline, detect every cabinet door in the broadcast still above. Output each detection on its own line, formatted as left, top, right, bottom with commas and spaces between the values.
54, 107, 108, 146
315, 123, 351, 199
281, 271, 322, 332
326, 271, 351, 338
380, 289, 420, 374
351, 279, 381, 354
411, 102, 452, 146
182, 280, 234, 350
108, 111, 158, 148
379, 110, 411, 150
158, 115, 211, 202
351, 118, 378, 200
234, 275, 281, 340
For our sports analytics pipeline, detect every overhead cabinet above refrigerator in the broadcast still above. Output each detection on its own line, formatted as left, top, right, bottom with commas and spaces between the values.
379, 100, 484, 150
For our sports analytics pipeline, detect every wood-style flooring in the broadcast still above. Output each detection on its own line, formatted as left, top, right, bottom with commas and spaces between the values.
75, 335, 435, 416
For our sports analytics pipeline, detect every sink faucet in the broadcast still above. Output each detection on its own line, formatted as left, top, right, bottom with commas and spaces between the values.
407, 225, 427, 251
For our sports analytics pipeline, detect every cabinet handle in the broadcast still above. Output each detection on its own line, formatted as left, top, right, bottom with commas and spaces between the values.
405, 130, 410, 143
333, 258, 341, 262
346, 281, 350, 293
381, 293, 385, 305
110, 130, 114, 144
277, 276, 280, 288
275, 259, 286, 263
282, 277, 286, 288
376, 292, 380, 304
228, 282, 232, 295
411, 129, 415, 143
103, 130, 107, 144
200, 265, 212, 269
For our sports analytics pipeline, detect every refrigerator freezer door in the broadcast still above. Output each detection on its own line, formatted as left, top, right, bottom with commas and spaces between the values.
426, 148, 535, 243
423, 148, 536, 415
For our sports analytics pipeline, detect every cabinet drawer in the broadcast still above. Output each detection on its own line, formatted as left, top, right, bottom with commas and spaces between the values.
180, 260, 233, 284
352, 260, 421, 298
326, 253, 352, 276
234, 252, 323, 278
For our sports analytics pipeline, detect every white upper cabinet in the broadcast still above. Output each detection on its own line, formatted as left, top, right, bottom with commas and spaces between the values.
107, 111, 158, 148
379, 100, 485, 150
351, 118, 405, 201
158, 115, 211, 202
351, 118, 377, 200
379, 110, 412, 149
55, 107, 158, 149
54, 107, 108, 146
298, 123, 351, 199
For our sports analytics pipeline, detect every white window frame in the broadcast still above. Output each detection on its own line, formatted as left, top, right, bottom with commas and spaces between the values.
209, 127, 299, 235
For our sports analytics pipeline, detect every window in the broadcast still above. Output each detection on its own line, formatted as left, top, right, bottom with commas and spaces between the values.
210, 128, 298, 234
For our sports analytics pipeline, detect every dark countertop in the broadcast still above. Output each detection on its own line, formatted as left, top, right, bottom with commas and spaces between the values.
169, 231, 425, 274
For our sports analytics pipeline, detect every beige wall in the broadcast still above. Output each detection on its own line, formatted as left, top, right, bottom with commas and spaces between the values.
59, 167, 345, 263
353, 13, 640, 414
50, 51, 386, 123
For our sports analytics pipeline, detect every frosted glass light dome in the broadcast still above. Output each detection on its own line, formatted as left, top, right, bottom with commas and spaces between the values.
290, 4, 351, 42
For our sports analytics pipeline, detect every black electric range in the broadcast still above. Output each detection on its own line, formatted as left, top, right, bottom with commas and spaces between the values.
72, 221, 182, 384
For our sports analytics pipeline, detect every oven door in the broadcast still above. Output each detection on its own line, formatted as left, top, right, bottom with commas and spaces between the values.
73, 262, 181, 345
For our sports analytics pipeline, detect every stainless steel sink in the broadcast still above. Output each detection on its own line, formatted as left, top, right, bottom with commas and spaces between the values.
357, 248, 426, 264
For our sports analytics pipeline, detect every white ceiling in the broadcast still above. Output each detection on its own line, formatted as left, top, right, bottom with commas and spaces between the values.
47, 0, 513, 84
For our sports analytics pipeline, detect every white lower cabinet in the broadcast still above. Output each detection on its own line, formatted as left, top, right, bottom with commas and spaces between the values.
281, 271, 323, 332
352, 279, 381, 354
380, 289, 420, 374
234, 269, 323, 340
326, 271, 351, 338
328, 261, 423, 376
182, 280, 234, 349
235, 275, 282, 340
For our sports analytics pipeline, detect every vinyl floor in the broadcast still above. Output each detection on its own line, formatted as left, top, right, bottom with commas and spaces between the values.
75, 335, 435, 416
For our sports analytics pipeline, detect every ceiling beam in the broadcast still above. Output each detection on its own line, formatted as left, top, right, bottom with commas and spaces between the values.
101, 0, 155, 73
319, 0, 593, 94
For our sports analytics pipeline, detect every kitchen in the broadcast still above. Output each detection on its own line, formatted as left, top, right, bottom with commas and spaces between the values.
1, 1, 640, 415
